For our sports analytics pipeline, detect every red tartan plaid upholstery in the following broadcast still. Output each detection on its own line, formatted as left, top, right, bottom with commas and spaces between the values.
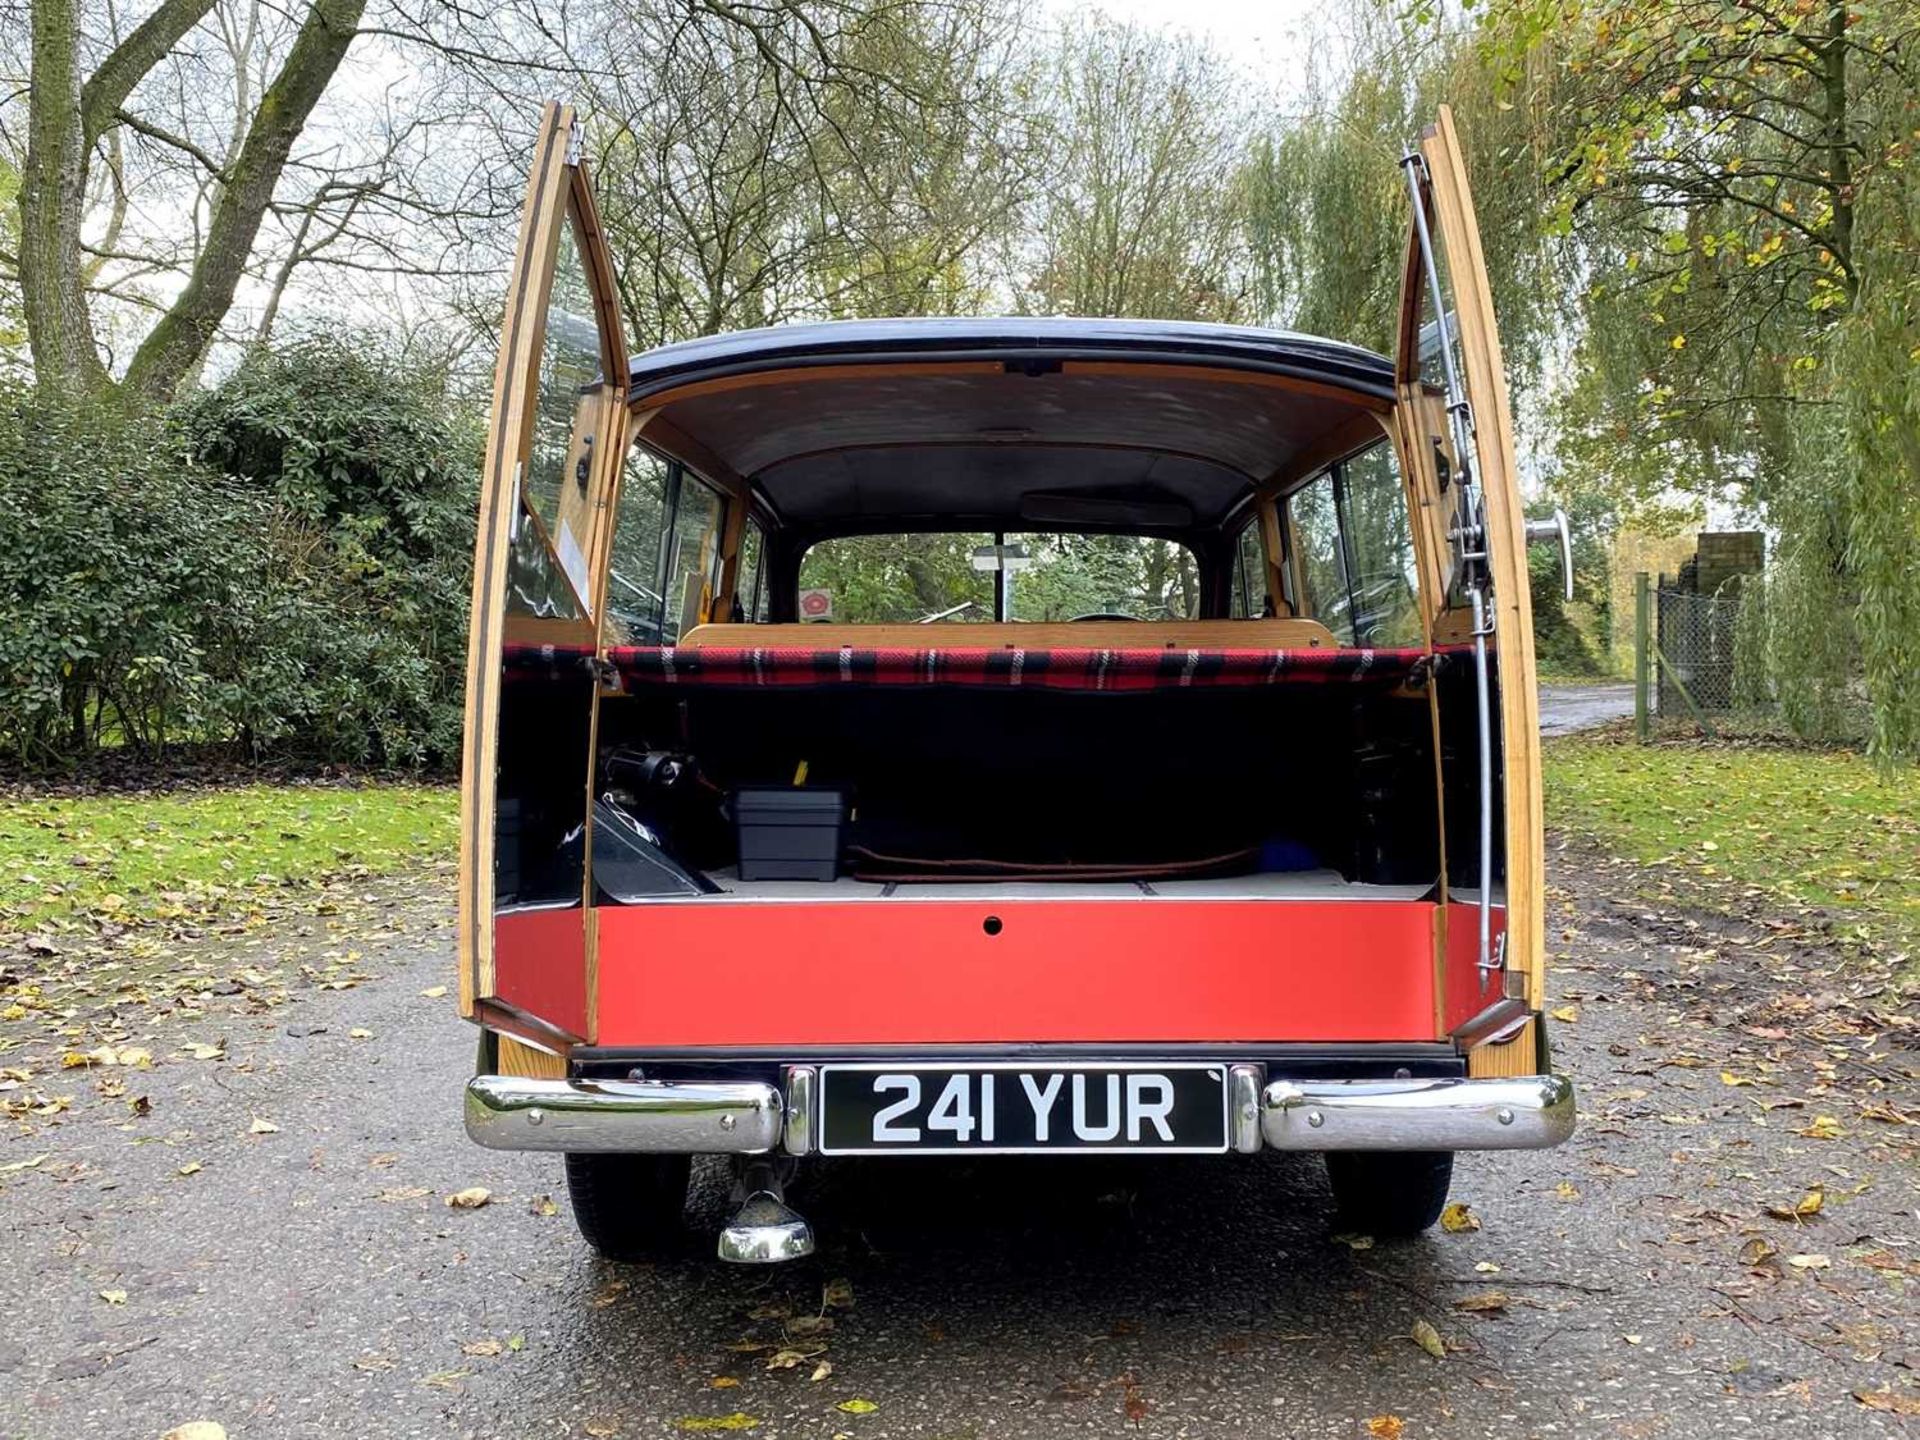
503, 643, 1435, 691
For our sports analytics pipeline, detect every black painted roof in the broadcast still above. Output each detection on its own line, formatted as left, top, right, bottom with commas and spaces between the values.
625, 316, 1394, 402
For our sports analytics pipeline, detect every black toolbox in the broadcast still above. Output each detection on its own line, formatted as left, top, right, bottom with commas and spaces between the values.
734, 787, 845, 881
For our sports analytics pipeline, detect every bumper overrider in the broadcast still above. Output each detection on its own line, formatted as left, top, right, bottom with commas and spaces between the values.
464, 1068, 1575, 1155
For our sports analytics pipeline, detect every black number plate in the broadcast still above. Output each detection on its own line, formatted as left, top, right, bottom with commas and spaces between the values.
816, 1064, 1229, 1155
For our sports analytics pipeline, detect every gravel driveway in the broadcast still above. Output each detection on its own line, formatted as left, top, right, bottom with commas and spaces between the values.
2, 847, 1914, 1440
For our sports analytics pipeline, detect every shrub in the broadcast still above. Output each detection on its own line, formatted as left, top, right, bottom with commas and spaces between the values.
0, 397, 266, 763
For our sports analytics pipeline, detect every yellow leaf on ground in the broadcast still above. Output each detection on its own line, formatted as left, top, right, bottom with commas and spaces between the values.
177, 1162, 203, 1177
1550, 1005, 1579, 1023
1410, 1318, 1447, 1359
1853, 1389, 1920, 1416
709, 1377, 740, 1389
1720, 1071, 1754, 1087
161, 1426, 227, 1440
249, 1117, 280, 1135
823, 1276, 855, 1310
1554, 1181, 1581, 1201
349, 1028, 373, 1040
462, 1339, 505, 1357
1799, 1115, 1844, 1139
810, 1360, 833, 1382
446, 1186, 492, 1209
1439, 1202, 1480, 1234
1364, 1419, 1405, 1440
675, 1415, 759, 1432
98, 1289, 127, 1305
1766, 1190, 1824, 1220
1787, 1253, 1831, 1269
419, 986, 449, 999
183, 1043, 224, 1061
836, 1399, 879, 1414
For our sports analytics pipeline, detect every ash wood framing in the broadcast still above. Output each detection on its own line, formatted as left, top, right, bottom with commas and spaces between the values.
458, 102, 573, 1016
1420, 106, 1546, 1034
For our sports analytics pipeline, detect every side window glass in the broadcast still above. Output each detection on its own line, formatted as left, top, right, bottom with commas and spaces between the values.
1230, 522, 1264, 618
1287, 474, 1353, 645
520, 212, 605, 611
736, 520, 768, 622
606, 448, 669, 643
663, 476, 724, 641
1336, 444, 1422, 647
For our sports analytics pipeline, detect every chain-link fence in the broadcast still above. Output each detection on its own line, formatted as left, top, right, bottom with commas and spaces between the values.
1636, 576, 1782, 739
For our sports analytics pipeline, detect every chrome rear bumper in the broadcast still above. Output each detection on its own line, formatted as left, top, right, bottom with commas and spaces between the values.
465, 1069, 1573, 1154
464, 1074, 782, 1153
1259, 1074, 1575, 1151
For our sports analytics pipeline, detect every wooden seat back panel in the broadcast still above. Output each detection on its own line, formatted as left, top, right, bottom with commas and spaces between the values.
678, 618, 1338, 650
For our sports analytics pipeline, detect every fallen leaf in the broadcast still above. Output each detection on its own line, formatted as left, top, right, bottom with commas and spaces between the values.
183, 1043, 224, 1061
177, 1161, 203, 1177
810, 1360, 833, 1382
1473, 1261, 1502, 1274
1720, 1071, 1755, 1088
823, 1276, 855, 1310
675, 1416, 759, 1432
836, 1399, 879, 1415
463, 1339, 505, 1357
1622, 1333, 1643, 1345
377, 1186, 431, 1203
349, 1028, 373, 1040
0, 1153, 48, 1174
1853, 1389, 1920, 1416
709, 1377, 740, 1389
1766, 1190, 1824, 1221
1453, 1291, 1510, 1314
420, 1368, 471, 1389
528, 1194, 559, 1217
1798, 1115, 1845, 1140
764, 1349, 821, 1371
419, 986, 449, 999
1439, 1202, 1480, 1234
585, 1424, 619, 1439
1738, 1237, 1777, 1266
1554, 1181, 1581, 1201
446, 1186, 492, 1209
1364, 1419, 1406, 1440
786, 1314, 834, 1338
99, 1289, 128, 1305
1410, 1318, 1447, 1359
161, 1426, 227, 1440
1330, 1231, 1375, 1251
249, 1117, 280, 1135
1786, 1253, 1831, 1270
1550, 1004, 1579, 1023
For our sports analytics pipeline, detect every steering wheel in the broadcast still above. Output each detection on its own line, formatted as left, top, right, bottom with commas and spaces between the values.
1068, 612, 1140, 623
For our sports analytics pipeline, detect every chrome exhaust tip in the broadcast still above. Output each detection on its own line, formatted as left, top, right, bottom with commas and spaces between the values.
718, 1189, 815, 1264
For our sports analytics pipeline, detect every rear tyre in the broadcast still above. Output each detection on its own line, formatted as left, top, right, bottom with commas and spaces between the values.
1324, 1150, 1454, 1237
564, 1152, 692, 1261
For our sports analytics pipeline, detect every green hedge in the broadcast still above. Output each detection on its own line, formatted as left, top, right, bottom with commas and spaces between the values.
0, 338, 477, 771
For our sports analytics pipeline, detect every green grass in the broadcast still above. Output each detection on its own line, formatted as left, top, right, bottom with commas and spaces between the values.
0, 782, 456, 936
1543, 734, 1920, 962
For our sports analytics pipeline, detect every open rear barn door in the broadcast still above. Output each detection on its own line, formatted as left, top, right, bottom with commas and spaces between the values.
459, 102, 631, 1048
1395, 107, 1545, 1065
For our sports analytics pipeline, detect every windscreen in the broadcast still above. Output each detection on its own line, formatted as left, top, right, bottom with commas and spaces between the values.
797, 533, 1201, 624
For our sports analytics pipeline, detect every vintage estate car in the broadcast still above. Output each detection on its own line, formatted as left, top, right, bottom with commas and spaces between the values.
457, 102, 1576, 1263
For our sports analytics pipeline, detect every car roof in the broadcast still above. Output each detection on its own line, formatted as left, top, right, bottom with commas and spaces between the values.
626, 315, 1395, 404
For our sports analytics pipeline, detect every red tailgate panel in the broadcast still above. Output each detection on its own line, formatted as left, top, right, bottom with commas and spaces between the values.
595, 900, 1437, 1046
494, 906, 589, 1040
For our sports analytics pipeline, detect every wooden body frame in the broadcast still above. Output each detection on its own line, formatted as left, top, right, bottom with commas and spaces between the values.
460, 103, 1545, 1074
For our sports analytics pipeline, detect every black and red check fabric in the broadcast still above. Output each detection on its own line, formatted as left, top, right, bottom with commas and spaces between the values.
503, 643, 1435, 691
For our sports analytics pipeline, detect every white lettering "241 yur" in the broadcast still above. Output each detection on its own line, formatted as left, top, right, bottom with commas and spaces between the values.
870, 1072, 1175, 1144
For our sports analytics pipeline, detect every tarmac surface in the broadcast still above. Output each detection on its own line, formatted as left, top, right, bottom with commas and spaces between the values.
2, 846, 1915, 1440
1538, 685, 1636, 738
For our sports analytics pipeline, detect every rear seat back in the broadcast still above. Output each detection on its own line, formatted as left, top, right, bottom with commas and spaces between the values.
677, 618, 1340, 650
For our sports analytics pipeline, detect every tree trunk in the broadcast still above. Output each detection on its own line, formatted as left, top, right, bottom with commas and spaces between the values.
19, 0, 112, 399
121, 0, 367, 404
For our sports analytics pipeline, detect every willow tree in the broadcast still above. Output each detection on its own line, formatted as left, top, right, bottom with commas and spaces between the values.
1478, 0, 1920, 757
